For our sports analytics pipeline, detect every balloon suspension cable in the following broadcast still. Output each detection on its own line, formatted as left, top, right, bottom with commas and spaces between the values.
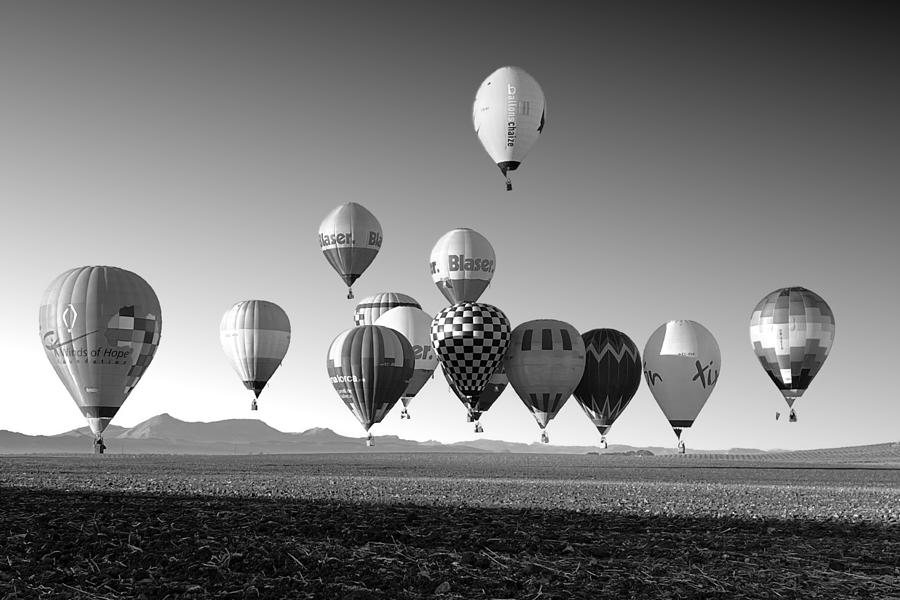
540, 430, 549, 444
366, 432, 374, 447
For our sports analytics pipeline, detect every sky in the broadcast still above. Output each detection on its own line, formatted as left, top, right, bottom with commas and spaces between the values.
1, 1, 898, 450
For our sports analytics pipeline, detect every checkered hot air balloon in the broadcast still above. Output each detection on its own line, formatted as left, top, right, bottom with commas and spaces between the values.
318, 202, 382, 300
431, 302, 511, 428
643, 320, 721, 452
441, 363, 508, 432
326, 325, 414, 446
473, 66, 546, 191
504, 320, 586, 444
39, 266, 162, 454
220, 300, 291, 411
573, 329, 642, 448
354, 292, 420, 327
749, 287, 835, 422
374, 306, 438, 419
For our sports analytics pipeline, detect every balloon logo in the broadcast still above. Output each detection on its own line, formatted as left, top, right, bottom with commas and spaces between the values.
327, 325, 414, 445
375, 306, 439, 419
643, 320, 721, 452
749, 287, 835, 422
473, 66, 546, 190
39, 266, 162, 453
430, 229, 495, 304
319, 202, 382, 299
220, 300, 291, 411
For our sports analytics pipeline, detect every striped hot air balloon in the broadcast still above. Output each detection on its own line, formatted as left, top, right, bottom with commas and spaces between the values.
431, 302, 511, 429
473, 66, 546, 191
643, 320, 721, 452
749, 287, 835, 422
318, 202, 382, 299
429, 229, 496, 304
354, 292, 420, 327
326, 325, 414, 445
442, 363, 508, 432
39, 266, 162, 453
374, 306, 438, 419
220, 300, 291, 411
504, 320, 586, 443
573, 329, 642, 447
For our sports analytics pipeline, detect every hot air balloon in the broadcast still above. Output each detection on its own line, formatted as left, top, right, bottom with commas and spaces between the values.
327, 325, 414, 446
220, 300, 291, 411
374, 306, 438, 419
442, 363, 508, 432
354, 292, 420, 327
749, 287, 835, 422
574, 329, 642, 449
39, 266, 162, 454
318, 202, 382, 299
473, 66, 546, 191
432, 302, 511, 428
430, 229, 495, 304
643, 320, 721, 453
505, 320, 585, 443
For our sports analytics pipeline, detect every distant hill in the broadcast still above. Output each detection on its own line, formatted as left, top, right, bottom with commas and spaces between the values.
2, 414, 898, 463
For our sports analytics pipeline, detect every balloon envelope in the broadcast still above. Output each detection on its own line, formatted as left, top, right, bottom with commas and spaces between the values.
39, 266, 162, 436
326, 325, 414, 432
574, 329, 642, 437
643, 320, 721, 438
354, 292, 420, 326
430, 229, 495, 304
431, 302, 510, 408
318, 202, 382, 298
505, 319, 585, 430
375, 306, 438, 404
749, 286, 835, 409
220, 300, 291, 402
442, 362, 508, 417
473, 66, 546, 189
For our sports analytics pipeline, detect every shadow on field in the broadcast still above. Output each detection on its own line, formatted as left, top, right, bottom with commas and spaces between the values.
1, 486, 898, 599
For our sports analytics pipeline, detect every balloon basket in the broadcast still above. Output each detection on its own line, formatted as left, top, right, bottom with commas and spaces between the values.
474, 421, 483, 434
789, 409, 797, 423
540, 431, 549, 444
251, 400, 258, 411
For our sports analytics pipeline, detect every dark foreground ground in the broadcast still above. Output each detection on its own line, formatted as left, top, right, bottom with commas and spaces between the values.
2, 454, 899, 599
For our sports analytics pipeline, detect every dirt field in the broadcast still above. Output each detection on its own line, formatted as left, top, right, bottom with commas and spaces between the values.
2, 454, 899, 599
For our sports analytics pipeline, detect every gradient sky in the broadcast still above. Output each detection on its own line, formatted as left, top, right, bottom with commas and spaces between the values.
2, 2, 898, 449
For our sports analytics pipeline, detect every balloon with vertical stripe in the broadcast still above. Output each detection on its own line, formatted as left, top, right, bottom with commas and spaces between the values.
504, 319, 585, 443
573, 329, 642, 444
220, 300, 291, 410
326, 325, 414, 439
354, 292, 420, 327
318, 202, 382, 299
39, 266, 162, 446
749, 286, 835, 419
643, 320, 721, 442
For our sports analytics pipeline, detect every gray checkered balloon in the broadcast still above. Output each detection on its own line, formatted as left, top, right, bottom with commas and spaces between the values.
431, 302, 511, 400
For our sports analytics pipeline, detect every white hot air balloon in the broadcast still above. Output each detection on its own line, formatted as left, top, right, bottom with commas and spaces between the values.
473, 66, 546, 190
375, 306, 439, 419
429, 228, 495, 304
220, 300, 291, 411
643, 320, 721, 453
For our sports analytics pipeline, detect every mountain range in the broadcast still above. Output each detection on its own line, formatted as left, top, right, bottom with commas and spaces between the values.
2, 414, 898, 463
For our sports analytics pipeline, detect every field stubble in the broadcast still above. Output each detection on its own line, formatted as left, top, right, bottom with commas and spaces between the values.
1, 453, 899, 599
